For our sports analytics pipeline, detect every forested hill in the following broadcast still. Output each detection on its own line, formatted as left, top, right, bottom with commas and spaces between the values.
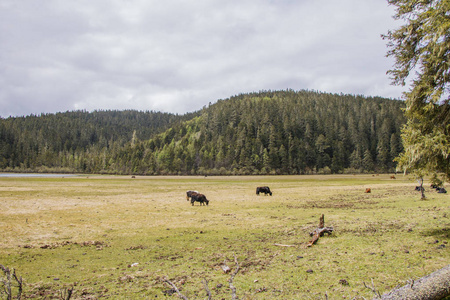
0, 109, 198, 171
0, 90, 406, 175
106, 90, 406, 175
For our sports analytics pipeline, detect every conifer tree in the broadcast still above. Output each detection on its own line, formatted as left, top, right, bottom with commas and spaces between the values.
363, 149, 375, 172
384, 0, 450, 181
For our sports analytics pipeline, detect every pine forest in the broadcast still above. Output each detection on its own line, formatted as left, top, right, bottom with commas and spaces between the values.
0, 90, 406, 175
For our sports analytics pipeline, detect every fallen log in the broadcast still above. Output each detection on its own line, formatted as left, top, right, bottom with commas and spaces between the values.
273, 243, 296, 247
307, 214, 333, 247
307, 227, 334, 247
374, 264, 450, 300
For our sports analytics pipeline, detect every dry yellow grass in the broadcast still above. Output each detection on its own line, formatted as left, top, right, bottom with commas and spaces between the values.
0, 174, 448, 299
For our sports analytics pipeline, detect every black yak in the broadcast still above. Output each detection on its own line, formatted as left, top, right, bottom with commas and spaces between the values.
256, 186, 272, 196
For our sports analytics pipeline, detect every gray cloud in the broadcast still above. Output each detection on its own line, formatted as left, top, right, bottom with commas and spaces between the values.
0, 0, 405, 117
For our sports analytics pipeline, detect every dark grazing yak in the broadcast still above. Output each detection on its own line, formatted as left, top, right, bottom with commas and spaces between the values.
256, 186, 272, 196
186, 190, 198, 201
415, 186, 425, 192
190, 193, 209, 206
430, 185, 447, 193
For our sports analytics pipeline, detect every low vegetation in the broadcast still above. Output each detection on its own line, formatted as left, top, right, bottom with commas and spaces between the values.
0, 174, 448, 299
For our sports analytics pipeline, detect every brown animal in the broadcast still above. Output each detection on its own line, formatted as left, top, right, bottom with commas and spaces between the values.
186, 190, 198, 201
191, 193, 209, 206
365, 188, 371, 193
390, 175, 396, 179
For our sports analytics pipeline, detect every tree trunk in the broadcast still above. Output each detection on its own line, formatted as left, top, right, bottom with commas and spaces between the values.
419, 177, 426, 200
376, 264, 450, 300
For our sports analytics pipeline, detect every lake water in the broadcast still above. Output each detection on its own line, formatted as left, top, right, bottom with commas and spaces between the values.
0, 173, 78, 178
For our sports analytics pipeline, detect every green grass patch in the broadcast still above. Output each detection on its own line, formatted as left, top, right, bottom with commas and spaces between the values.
0, 174, 448, 299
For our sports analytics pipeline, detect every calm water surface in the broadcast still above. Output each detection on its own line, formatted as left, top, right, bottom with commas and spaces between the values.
0, 173, 78, 178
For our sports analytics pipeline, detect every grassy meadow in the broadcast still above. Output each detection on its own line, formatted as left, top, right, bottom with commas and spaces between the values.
0, 174, 448, 299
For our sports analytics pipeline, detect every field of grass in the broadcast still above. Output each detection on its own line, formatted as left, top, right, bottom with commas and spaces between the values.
0, 174, 448, 299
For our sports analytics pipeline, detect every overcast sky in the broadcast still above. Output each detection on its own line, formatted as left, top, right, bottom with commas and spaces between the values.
0, 0, 406, 118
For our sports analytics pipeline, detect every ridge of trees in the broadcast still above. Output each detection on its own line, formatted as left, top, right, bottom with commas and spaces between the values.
0, 90, 406, 175
0, 109, 198, 172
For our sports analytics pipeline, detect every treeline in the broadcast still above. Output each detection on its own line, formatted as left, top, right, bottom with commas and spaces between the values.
0, 109, 198, 172
118, 90, 406, 175
0, 90, 406, 175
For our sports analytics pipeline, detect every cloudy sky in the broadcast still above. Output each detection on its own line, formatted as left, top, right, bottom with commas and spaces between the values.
0, 0, 406, 118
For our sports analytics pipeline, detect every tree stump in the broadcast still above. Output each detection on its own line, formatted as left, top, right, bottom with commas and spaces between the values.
307, 214, 333, 247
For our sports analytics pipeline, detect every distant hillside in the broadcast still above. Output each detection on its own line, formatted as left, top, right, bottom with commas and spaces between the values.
0, 90, 406, 175
0, 109, 198, 171
111, 90, 406, 175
